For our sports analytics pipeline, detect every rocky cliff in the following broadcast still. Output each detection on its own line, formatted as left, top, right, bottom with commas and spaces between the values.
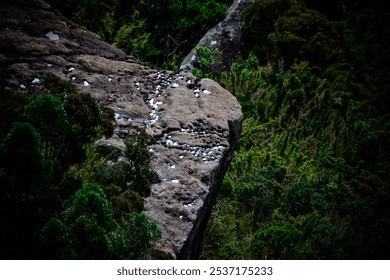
0, 0, 243, 259
180, 0, 254, 74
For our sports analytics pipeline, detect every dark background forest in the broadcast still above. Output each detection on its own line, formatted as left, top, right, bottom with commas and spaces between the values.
1, 0, 389, 259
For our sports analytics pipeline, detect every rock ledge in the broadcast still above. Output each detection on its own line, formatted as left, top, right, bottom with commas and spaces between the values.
0, 0, 243, 259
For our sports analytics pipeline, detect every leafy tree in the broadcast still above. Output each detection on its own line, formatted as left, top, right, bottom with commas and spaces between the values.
43, 74, 114, 165
24, 93, 69, 160
0, 79, 156, 259
113, 13, 160, 64
97, 130, 158, 198
118, 212, 162, 259
42, 182, 118, 259
0, 87, 31, 141
41, 182, 161, 259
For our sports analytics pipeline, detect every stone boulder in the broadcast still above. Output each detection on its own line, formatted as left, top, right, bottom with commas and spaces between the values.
0, 0, 243, 259
180, 0, 254, 74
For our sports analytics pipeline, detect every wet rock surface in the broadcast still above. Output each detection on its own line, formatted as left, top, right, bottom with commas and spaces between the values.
0, 0, 243, 259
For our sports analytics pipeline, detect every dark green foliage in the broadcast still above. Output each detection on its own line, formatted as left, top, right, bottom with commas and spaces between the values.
118, 212, 162, 259
60, 130, 160, 256
43, 73, 77, 95
92, 131, 158, 221
42, 182, 161, 259
21, 88, 113, 168
48, 0, 229, 68
43, 182, 118, 259
44, 74, 115, 140
244, 0, 346, 67
114, 0, 228, 67
26, 75, 115, 167
122, 131, 159, 196
0, 80, 159, 258
60, 91, 114, 164
47, 0, 121, 41
201, 0, 390, 259
250, 212, 348, 259
234, 166, 285, 219
191, 47, 221, 78
0, 87, 31, 140
110, 188, 145, 221
2, 0, 388, 260
24, 93, 69, 159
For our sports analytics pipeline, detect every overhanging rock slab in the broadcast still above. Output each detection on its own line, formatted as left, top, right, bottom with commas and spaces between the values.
0, 0, 243, 259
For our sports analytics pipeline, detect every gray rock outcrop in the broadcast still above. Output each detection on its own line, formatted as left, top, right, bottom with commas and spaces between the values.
180, 0, 254, 74
0, 0, 243, 259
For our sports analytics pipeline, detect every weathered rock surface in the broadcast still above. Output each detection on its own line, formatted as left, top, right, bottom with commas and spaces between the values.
180, 0, 254, 74
0, 0, 243, 258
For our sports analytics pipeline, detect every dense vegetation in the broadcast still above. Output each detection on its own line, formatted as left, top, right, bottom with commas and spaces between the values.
2, 0, 231, 260
47, 0, 231, 68
2, 0, 389, 259
200, 0, 390, 259
0, 76, 161, 259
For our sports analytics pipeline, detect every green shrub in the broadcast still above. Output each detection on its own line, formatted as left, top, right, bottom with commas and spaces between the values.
41, 182, 161, 259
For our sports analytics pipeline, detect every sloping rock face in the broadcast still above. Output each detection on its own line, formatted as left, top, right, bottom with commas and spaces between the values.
180, 0, 254, 74
0, 0, 243, 259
